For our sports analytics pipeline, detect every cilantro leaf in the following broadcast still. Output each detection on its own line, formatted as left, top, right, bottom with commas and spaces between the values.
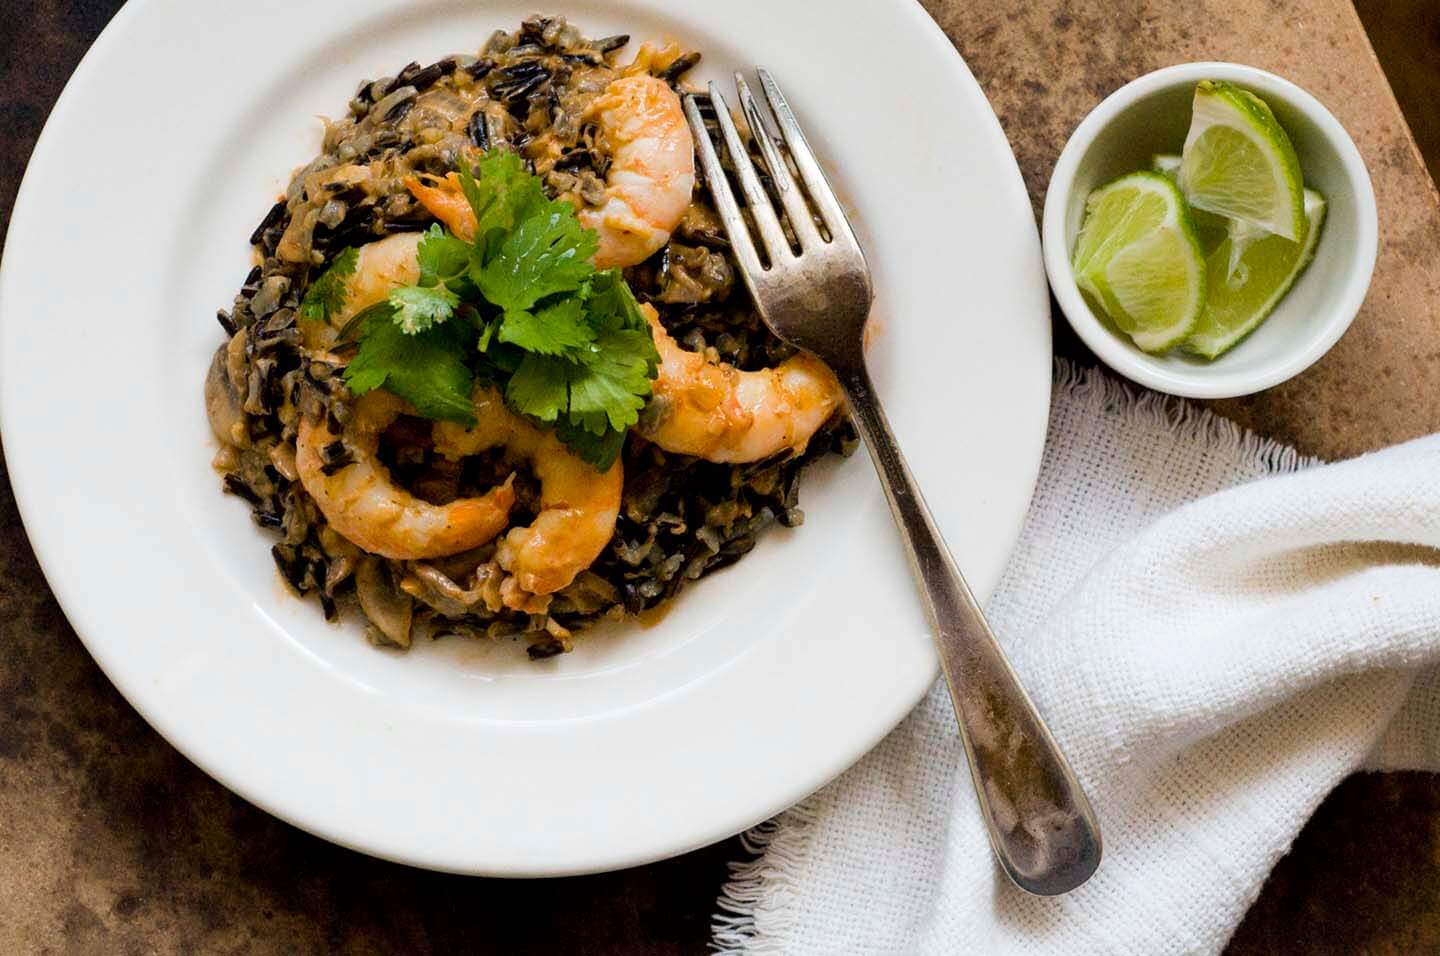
501, 325, 656, 463
336, 155, 660, 470
503, 353, 636, 470
584, 269, 647, 332
388, 284, 459, 334
344, 318, 476, 425
474, 204, 598, 312
497, 298, 595, 356
567, 328, 657, 432
504, 354, 570, 424
486, 342, 525, 374
416, 223, 474, 289
496, 273, 659, 465
299, 246, 359, 322
555, 419, 628, 471
457, 151, 547, 257
337, 301, 396, 343
584, 269, 660, 375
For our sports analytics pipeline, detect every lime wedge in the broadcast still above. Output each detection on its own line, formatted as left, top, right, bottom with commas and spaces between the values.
1184, 188, 1327, 358
1179, 81, 1306, 241
1072, 171, 1207, 352
1155, 152, 1270, 279
1152, 153, 1228, 251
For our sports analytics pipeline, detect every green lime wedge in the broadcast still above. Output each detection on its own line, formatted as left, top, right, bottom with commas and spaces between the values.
1179, 81, 1306, 241
1072, 171, 1207, 352
1152, 153, 1228, 251
1184, 188, 1327, 358
1156, 152, 1290, 283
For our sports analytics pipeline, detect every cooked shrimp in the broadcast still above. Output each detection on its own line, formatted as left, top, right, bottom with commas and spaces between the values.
636, 305, 844, 463
432, 388, 623, 610
335, 232, 423, 323
405, 74, 693, 268
296, 391, 516, 561
294, 238, 620, 585
403, 175, 477, 243
577, 72, 694, 268
301, 232, 423, 349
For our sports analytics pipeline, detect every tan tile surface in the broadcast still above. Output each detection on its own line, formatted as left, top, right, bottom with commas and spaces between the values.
924, 0, 1440, 461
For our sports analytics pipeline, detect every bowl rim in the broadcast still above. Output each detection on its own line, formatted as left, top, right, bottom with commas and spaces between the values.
1041, 61, 1379, 399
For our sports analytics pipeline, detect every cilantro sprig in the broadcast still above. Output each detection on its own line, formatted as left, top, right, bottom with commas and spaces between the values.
312, 151, 659, 470
299, 246, 358, 322
343, 315, 478, 424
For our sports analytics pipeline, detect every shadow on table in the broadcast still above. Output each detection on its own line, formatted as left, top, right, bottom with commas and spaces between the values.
0, 445, 732, 955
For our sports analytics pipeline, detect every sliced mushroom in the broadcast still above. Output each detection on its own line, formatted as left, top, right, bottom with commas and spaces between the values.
204, 343, 246, 446
355, 558, 414, 648
320, 527, 362, 595
548, 571, 619, 615
401, 562, 503, 617
277, 163, 372, 263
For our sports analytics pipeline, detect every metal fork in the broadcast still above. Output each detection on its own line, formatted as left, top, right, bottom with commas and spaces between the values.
684, 71, 1101, 896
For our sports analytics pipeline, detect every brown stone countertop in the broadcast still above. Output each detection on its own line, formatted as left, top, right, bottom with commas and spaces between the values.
933, 0, 1440, 462
2, 0, 1439, 953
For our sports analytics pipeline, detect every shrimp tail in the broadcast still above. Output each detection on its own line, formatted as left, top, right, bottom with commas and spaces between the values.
405, 174, 477, 242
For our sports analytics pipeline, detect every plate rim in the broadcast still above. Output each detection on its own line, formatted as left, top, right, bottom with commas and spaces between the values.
0, 0, 1051, 875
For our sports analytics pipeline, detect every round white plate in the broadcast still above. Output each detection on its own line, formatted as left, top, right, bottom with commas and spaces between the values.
0, 0, 1050, 874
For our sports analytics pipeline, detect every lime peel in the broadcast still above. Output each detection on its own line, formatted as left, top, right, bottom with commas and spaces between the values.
1179, 80, 1307, 242
1184, 188, 1327, 359
1071, 171, 1208, 353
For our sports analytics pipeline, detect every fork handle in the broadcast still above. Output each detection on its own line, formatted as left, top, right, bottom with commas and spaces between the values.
834, 360, 1102, 896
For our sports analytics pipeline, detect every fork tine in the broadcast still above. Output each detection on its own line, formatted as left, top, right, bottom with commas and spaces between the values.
735, 73, 821, 250
755, 69, 859, 248
707, 81, 792, 263
683, 93, 764, 280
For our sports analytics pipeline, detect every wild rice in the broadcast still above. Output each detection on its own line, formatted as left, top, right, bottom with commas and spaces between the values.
206, 15, 856, 658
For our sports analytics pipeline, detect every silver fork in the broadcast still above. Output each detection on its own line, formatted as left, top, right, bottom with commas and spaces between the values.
684, 71, 1102, 896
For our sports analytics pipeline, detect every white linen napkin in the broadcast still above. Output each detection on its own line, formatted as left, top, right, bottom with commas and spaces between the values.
712, 360, 1440, 955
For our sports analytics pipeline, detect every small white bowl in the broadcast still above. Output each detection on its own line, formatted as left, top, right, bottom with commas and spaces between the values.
1042, 62, 1378, 399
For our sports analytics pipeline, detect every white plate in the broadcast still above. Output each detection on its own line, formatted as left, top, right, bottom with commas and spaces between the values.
0, 0, 1050, 874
